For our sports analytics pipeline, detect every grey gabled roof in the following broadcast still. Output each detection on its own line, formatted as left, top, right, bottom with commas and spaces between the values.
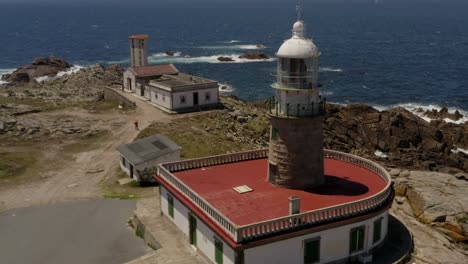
117, 134, 181, 165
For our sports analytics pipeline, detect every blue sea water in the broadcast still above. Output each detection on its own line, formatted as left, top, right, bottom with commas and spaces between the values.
0, 1, 467, 110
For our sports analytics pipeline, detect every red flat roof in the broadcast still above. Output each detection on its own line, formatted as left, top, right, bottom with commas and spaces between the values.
172, 158, 387, 226
129, 34, 149, 39
130, 64, 179, 77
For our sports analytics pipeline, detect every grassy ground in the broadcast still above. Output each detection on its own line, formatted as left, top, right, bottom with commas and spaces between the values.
100, 167, 155, 200
0, 151, 36, 180
137, 111, 265, 159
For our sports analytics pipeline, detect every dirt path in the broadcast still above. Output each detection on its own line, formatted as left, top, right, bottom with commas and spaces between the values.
0, 91, 171, 210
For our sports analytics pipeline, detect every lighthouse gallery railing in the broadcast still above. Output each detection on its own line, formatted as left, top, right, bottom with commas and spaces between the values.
158, 149, 393, 243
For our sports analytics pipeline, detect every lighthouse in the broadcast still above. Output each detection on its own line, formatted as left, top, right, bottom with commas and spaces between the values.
267, 16, 325, 190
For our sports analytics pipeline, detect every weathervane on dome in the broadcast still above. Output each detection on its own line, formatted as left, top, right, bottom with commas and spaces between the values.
296, 0, 304, 21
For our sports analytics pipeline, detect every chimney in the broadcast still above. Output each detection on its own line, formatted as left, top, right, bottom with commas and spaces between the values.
289, 196, 300, 215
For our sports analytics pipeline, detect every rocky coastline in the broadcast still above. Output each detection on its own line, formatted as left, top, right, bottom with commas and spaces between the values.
1, 57, 467, 260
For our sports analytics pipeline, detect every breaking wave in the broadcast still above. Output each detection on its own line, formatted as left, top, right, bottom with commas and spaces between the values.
218, 83, 235, 93
147, 53, 275, 64
35, 65, 85, 83
0, 68, 15, 85
198, 44, 266, 50
372, 103, 468, 124
221, 40, 241, 43
319, 67, 343, 73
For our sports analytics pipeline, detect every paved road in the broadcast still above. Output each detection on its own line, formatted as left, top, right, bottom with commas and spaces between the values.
0, 199, 151, 264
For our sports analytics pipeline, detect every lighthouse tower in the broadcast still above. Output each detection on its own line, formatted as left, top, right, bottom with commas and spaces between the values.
267, 9, 325, 190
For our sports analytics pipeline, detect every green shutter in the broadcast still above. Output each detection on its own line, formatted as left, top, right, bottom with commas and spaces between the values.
271, 127, 279, 141
304, 239, 320, 263
357, 228, 364, 250
373, 219, 382, 243
168, 195, 174, 218
350, 229, 357, 252
190, 214, 197, 246
350, 226, 365, 253
215, 239, 223, 264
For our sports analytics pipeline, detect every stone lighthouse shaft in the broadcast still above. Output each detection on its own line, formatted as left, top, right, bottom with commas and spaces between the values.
267, 20, 326, 190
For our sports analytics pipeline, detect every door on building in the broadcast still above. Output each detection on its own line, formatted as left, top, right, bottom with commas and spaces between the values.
214, 238, 223, 264
127, 78, 132, 91
189, 213, 197, 246
304, 239, 320, 263
129, 164, 134, 179
140, 86, 145, 97
193, 92, 199, 106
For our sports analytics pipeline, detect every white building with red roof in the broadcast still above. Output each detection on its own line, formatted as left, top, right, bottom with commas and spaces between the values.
155, 5, 394, 264
123, 35, 219, 113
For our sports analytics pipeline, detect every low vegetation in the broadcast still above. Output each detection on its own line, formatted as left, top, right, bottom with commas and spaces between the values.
100, 167, 155, 200
0, 151, 36, 180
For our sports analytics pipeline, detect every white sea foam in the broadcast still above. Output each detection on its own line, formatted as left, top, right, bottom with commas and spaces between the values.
0, 68, 15, 85
35, 65, 85, 83
372, 103, 468, 125
218, 83, 235, 93
320, 91, 334, 97
199, 44, 266, 50
320, 67, 343, 73
147, 53, 275, 64
222, 40, 241, 43
374, 150, 389, 158
451, 148, 468, 155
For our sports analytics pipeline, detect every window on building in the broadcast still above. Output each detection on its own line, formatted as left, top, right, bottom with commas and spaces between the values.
155, 93, 158, 99
304, 238, 320, 263
180, 95, 186, 104
121, 156, 126, 167
373, 218, 382, 243
350, 226, 365, 253
205, 92, 211, 101
214, 238, 223, 264
162, 96, 166, 102
271, 127, 279, 141
167, 194, 174, 218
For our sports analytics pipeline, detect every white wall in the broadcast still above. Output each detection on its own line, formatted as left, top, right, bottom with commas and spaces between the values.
244, 210, 389, 264
149, 86, 172, 110
123, 70, 136, 92
160, 186, 235, 264
119, 155, 137, 180
171, 87, 219, 110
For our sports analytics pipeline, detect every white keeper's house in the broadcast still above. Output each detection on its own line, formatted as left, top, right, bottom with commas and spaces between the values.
123, 35, 219, 113
155, 5, 394, 264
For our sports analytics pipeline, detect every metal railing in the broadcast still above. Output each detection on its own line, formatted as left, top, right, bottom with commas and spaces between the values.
158, 149, 392, 243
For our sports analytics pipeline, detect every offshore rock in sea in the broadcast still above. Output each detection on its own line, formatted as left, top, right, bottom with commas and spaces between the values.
2, 56, 72, 83
217, 56, 234, 62
238, 51, 269, 60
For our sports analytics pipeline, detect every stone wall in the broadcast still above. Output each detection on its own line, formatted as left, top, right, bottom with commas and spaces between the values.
103, 87, 136, 109
268, 115, 324, 189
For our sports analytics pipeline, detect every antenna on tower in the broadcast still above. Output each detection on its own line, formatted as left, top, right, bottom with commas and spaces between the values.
296, 0, 304, 21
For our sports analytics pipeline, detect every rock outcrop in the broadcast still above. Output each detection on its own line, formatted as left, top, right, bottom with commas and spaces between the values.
1, 63, 124, 103
393, 170, 468, 244
238, 51, 269, 60
323, 104, 467, 173
1, 57, 72, 83
217, 56, 234, 62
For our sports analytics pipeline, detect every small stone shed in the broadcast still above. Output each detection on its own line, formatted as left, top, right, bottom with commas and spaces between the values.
117, 134, 181, 183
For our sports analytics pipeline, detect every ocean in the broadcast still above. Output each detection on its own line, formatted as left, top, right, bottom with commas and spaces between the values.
1, 1, 467, 113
